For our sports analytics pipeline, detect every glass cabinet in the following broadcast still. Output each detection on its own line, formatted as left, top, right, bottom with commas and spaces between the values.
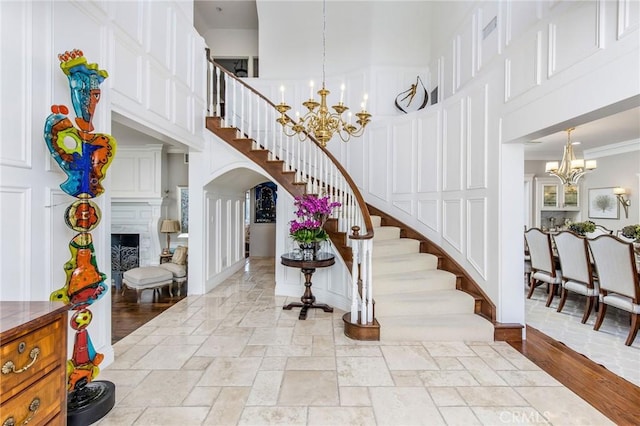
534, 177, 581, 228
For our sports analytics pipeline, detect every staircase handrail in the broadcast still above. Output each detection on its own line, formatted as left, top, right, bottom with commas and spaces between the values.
206, 49, 376, 331
205, 49, 374, 239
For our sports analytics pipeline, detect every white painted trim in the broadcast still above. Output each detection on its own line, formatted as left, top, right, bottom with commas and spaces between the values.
584, 139, 640, 158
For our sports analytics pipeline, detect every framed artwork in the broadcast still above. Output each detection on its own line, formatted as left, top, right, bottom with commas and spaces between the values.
255, 182, 277, 223
177, 185, 189, 236
588, 187, 618, 219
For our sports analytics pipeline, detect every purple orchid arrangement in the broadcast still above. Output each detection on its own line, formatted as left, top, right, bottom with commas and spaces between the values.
289, 194, 341, 243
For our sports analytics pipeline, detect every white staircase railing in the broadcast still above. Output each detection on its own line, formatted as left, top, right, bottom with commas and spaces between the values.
206, 49, 375, 331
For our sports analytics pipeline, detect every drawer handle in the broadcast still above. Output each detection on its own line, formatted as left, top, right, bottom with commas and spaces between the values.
3, 397, 40, 426
1, 347, 40, 375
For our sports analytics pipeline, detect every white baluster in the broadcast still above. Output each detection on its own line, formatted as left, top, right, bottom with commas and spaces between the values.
360, 241, 368, 325
350, 237, 360, 324
215, 67, 221, 118
365, 239, 373, 323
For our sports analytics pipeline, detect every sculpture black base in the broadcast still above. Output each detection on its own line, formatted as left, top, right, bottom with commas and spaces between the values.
67, 381, 116, 426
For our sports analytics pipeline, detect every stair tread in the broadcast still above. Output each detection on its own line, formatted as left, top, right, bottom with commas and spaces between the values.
377, 313, 494, 342
375, 289, 475, 316
377, 288, 473, 302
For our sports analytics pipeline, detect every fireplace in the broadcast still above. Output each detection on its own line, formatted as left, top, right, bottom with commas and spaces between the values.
111, 234, 140, 290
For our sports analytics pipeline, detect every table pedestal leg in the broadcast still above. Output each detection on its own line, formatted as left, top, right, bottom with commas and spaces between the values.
283, 267, 334, 320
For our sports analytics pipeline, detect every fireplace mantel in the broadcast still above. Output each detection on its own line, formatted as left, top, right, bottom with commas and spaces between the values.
111, 197, 164, 266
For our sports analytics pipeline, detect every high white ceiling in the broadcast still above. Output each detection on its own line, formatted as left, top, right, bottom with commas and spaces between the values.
191, 1, 639, 161
194, 0, 258, 32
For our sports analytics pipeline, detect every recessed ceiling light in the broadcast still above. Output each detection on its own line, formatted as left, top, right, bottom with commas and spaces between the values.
571, 141, 581, 145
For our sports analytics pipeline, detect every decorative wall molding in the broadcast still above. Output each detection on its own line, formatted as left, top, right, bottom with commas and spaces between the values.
467, 197, 487, 279
443, 99, 465, 191
417, 199, 439, 233
442, 198, 463, 253
391, 120, 416, 195
466, 84, 489, 190
617, 0, 640, 40
417, 112, 441, 193
0, 186, 31, 300
584, 139, 640, 158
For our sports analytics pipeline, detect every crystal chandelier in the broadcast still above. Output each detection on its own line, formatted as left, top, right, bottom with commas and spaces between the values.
275, 0, 371, 148
545, 128, 597, 185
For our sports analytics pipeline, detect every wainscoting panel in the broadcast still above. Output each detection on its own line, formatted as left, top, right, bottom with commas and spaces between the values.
146, 1, 171, 69
457, 15, 476, 90
466, 84, 488, 190
111, 1, 143, 45
368, 125, 390, 203
146, 61, 171, 121
617, 0, 640, 39
505, 1, 541, 46
172, 81, 192, 133
504, 31, 542, 102
478, 3, 500, 71
0, 1, 31, 169
47, 189, 75, 295
417, 199, 439, 233
0, 187, 30, 300
392, 200, 413, 216
172, 10, 192, 86
111, 145, 162, 198
467, 197, 487, 279
548, 1, 603, 79
443, 99, 465, 192
112, 37, 143, 106
442, 198, 463, 253
391, 120, 416, 195
417, 110, 441, 193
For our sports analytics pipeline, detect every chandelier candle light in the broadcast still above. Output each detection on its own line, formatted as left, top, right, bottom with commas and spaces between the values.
276, 0, 371, 147
545, 127, 597, 185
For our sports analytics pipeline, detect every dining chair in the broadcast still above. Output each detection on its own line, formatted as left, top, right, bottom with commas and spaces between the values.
553, 231, 598, 323
524, 228, 562, 306
585, 224, 613, 239
588, 235, 640, 346
615, 229, 636, 243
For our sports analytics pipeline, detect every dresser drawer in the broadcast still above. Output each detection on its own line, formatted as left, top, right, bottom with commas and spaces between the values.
0, 315, 66, 399
0, 368, 64, 426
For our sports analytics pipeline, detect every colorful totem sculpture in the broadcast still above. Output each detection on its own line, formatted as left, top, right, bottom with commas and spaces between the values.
44, 49, 116, 421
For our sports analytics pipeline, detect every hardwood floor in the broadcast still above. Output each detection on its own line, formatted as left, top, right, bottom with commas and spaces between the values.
509, 325, 640, 425
111, 285, 186, 343
110, 285, 639, 424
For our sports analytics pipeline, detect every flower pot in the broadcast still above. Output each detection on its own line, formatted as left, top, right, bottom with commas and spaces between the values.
299, 242, 321, 260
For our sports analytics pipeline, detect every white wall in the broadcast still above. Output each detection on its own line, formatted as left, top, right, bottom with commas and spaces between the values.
0, 0, 206, 368
202, 28, 259, 59
247, 0, 639, 328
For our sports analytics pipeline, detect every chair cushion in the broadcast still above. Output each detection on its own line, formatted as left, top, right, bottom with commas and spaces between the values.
563, 280, 598, 296
533, 270, 562, 284
602, 293, 640, 314
172, 246, 188, 265
158, 262, 187, 278
124, 267, 173, 286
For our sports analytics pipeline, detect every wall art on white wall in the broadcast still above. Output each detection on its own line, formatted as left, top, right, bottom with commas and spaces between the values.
178, 185, 189, 235
588, 187, 619, 220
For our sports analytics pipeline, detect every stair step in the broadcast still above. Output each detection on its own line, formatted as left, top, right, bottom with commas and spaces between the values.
375, 290, 475, 316
375, 269, 457, 295
373, 226, 401, 241
373, 239, 421, 257
377, 313, 494, 342
373, 253, 439, 276
371, 215, 382, 228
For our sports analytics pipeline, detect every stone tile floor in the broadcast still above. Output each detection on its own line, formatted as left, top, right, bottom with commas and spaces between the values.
525, 284, 640, 387
96, 258, 613, 425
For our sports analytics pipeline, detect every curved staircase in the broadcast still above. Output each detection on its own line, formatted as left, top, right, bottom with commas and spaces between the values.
370, 215, 494, 341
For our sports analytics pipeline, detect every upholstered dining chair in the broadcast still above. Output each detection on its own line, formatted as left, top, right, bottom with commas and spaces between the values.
553, 231, 598, 323
524, 228, 563, 306
588, 235, 640, 346
586, 224, 613, 239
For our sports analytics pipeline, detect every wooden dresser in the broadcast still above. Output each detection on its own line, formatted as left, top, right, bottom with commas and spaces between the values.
1, 302, 69, 426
